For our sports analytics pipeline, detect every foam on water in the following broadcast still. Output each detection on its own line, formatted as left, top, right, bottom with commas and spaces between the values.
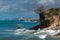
0, 20, 60, 40
0, 28, 60, 40
12, 29, 49, 40
38, 35, 47, 39
14, 28, 60, 35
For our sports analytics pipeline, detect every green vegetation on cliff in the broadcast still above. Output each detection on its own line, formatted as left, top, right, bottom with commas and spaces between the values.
44, 8, 60, 20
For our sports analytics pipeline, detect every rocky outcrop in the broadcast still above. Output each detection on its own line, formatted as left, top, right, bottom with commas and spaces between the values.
30, 8, 60, 30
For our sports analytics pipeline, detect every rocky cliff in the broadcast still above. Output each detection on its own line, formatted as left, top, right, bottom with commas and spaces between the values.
44, 8, 60, 30
30, 8, 60, 30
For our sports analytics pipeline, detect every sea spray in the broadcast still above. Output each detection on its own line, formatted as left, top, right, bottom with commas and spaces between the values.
1, 28, 60, 40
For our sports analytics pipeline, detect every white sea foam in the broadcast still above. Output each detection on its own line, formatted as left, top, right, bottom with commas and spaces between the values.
38, 35, 47, 39
14, 28, 60, 39
1, 28, 60, 40
15, 28, 36, 35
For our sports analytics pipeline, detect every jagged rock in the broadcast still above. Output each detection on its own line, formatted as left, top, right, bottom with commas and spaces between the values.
30, 8, 60, 30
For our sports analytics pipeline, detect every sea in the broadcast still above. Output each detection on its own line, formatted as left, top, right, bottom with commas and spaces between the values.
0, 20, 60, 40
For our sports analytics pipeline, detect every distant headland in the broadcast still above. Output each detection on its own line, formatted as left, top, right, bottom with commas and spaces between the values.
6, 18, 39, 22
18, 18, 39, 22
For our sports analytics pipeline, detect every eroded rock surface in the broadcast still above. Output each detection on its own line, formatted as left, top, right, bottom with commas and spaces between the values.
30, 8, 60, 30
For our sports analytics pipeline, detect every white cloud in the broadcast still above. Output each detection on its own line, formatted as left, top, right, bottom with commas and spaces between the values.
0, 0, 32, 12
0, 5, 10, 12
0, 0, 55, 12
37, 0, 55, 6
38, 0, 47, 5
48, 0, 55, 4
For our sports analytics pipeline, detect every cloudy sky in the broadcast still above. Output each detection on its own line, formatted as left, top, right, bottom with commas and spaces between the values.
0, 0, 60, 20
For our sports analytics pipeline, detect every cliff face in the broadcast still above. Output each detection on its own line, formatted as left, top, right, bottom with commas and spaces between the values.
30, 8, 60, 30
44, 8, 60, 30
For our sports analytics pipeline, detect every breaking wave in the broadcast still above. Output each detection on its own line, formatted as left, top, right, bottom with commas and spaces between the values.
0, 28, 60, 40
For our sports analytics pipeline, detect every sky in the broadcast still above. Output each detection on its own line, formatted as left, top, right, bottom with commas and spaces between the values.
0, 0, 60, 20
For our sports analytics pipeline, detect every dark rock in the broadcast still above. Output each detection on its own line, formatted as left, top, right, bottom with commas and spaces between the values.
30, 13, 50, 30
30, 8, 60, 30
30, 20, 50, 30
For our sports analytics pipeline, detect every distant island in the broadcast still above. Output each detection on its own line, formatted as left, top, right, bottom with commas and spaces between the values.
18, 18, 39, 22
6, 18, 39, 22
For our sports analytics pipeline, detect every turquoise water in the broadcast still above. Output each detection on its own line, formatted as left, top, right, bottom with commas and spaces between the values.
0, 20, 60, 40
0, 20, 39, 30
0, 20, 40, 40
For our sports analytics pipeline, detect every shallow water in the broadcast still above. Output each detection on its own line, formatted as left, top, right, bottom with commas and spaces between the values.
0, 20, 60, 40
0, 30, 41, 40
0, 20, 40, 40
0, 20, 40, 30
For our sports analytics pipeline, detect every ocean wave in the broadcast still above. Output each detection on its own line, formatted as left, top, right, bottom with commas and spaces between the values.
3, 28, 59, 36
0, 28, 60, 40
0, 29, 59, 34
